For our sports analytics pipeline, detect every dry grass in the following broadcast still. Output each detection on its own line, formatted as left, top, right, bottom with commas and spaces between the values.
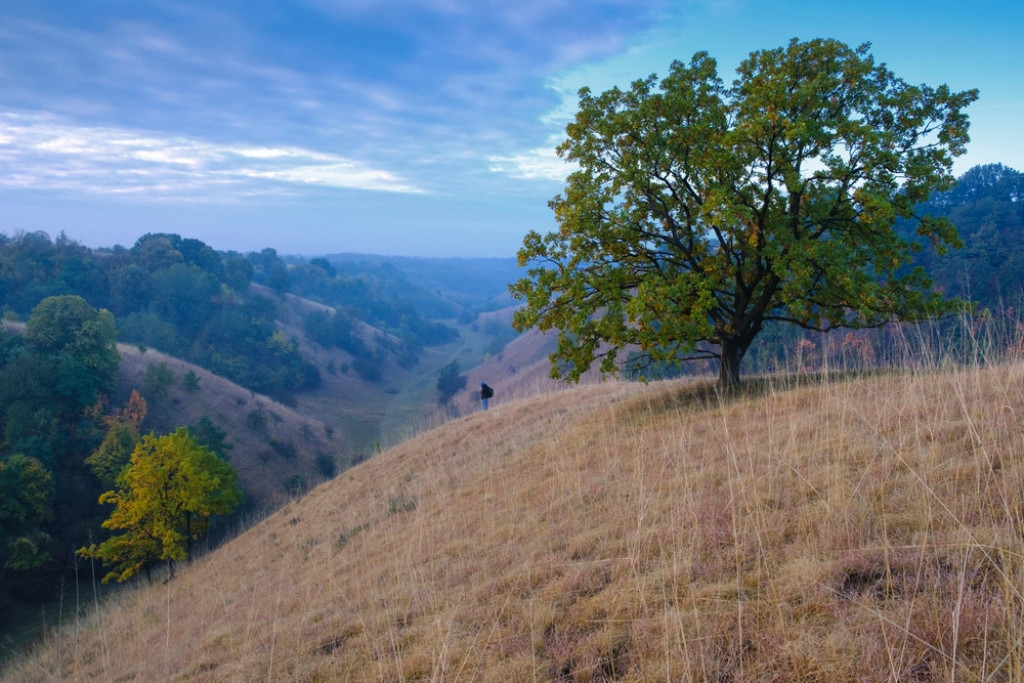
6, 350, 1024, 680
115, 345, 346, 511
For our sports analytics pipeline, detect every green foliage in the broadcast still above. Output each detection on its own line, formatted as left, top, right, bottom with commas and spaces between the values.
314, 453, 337, 479
188, 416, 233, 460
0, 231, 108, 314
511, 39, 977, 388
436, 360, 467, 403
267, 264, 292, 295
245, 408, 267, 433
25, 295, 119, 412
304, 308, 369, 356
351, 356, 382, 382
79, 428, 242, 584
197, 295, 321, 401
269, 436, 297, 460
0, 232, 321, 403
898, 163, 1024, 309
182, 369, 201, 392
286, 474, 307, 497
143, 361, 175, 403
0, 298, 121, 606
0, 454, 54, 572
85, 420, 141, 489
288, 256, 460, 363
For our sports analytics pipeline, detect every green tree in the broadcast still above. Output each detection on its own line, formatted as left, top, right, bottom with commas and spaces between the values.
25, 295, 119, 411
899, 163, 1024, 309
511, 39, 977, 388
182, 369, 201, 392
131, 234, 183, 271
85, 419, 140, 489
79, 428, 242, 583
436, 360, 467, 403
0, 454, 54, 572
143, 361, 175, 403
267, 263, 291, 295
188, 416, 233, 460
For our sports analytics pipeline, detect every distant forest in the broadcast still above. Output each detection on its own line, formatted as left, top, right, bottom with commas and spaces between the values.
897, 163, 1024, 308
0, 234, 510, 402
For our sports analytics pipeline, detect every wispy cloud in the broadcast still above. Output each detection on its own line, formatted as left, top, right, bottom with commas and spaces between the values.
0, 114, 424, 199
488, 143, 573, 182
0, 1, 666, 207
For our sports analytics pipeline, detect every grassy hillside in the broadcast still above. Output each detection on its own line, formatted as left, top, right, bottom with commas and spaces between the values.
6, 356, 1024, 680
115, 344, 346, 512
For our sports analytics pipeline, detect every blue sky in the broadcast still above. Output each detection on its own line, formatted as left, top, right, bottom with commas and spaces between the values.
0, 0, 1020, 257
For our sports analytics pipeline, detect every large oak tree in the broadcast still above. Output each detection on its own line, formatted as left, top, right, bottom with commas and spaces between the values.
511, 39, 978, 387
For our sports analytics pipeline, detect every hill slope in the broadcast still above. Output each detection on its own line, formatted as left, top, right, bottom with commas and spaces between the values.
115, 344, 347, 511
6, 361, 1024, 680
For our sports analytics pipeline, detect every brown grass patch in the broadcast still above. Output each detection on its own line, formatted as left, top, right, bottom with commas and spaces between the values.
6, 360, 1024, 680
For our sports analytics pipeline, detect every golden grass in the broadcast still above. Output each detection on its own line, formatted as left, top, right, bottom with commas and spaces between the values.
6, 356, 1024, 680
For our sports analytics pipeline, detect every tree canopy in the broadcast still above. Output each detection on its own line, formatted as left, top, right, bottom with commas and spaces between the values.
80, 427, 242, 584
436, 360, 467, 404
25, 295, 119, 413
0, 454, 54, 573
511, 38, 978, 387
0, 232, 320, 404
0, 297, 120, 607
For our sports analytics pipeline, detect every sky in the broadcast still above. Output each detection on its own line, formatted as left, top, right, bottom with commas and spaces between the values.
0, 0, 1020, 258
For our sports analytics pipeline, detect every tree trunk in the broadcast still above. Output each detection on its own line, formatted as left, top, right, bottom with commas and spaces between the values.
718, 315, 762, 390
718, 336, 750, 390
185, 512, 192, 561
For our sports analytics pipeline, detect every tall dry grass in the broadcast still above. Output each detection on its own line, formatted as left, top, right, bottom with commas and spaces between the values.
4, 318, 1024, 681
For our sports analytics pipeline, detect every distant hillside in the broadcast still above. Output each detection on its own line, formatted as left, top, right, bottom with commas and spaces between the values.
9, 358, 1024, 680
319, 253, 523, 310
114, 344, 346, 512
257, 282, 489, 454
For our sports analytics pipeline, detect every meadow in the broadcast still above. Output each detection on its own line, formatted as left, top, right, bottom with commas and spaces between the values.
4, 321, 1024, 681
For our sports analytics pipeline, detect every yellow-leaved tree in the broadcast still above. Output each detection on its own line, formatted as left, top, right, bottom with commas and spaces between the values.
79, 427, 242, 584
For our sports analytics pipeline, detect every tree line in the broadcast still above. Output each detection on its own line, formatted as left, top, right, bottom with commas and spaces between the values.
0, 295, 241, 619
0, 232, 318, 404
0, 233, 463, 398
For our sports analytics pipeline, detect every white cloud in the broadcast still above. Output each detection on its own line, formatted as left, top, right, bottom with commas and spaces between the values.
234, 147, 298, 160
131, 149, 201, 166
236, 164, 424, 194
0, 113, 424, 198
488, 143, 573, 182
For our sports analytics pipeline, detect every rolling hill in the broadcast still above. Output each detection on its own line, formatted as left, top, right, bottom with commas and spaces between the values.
6, 357, 1024, 680
114, 343, 345, 512
110, 286, 568, 513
